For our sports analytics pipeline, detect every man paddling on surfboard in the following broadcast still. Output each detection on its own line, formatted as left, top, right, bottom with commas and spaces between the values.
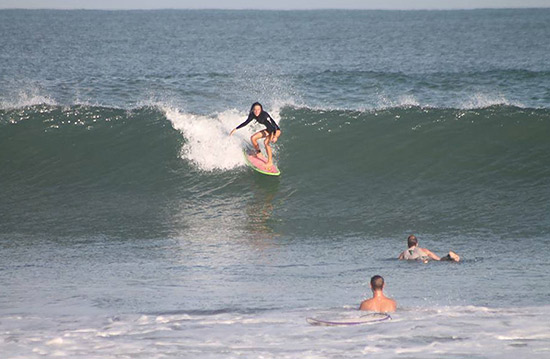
398, 235, 460, 263
230, 102, 281, 169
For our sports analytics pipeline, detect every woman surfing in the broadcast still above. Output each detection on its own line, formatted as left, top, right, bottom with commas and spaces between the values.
230, 102, 281, 169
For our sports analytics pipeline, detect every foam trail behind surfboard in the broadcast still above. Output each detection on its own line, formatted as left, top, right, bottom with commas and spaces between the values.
165, 108, 248, 171
164, 106, 283, 172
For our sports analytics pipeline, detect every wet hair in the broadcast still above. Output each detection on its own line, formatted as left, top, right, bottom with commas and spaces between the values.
370, 275, 384, 290
250, 102, 263, 114
407, 235, 418, 248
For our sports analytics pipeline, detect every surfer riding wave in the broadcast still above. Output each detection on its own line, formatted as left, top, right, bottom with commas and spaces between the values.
230, 102, 281, 169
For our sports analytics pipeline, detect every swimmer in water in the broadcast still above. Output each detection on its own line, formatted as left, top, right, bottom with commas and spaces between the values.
398, 235, 460, 263
359, 275, 397, 313
230, 102, 281, 169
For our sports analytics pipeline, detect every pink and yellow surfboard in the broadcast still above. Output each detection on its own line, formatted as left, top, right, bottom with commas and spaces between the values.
243, 148, 280, 176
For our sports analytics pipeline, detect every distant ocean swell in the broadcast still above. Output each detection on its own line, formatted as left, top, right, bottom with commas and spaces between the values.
2, 67, 550, 112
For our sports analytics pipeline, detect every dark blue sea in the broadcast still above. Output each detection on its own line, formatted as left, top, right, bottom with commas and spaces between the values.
1, 9, 549, 358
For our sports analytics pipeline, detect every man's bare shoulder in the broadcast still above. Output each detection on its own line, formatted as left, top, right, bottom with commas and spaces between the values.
359, 298, 375, 311
386, 298, 397, 312
360, 297, 396, 312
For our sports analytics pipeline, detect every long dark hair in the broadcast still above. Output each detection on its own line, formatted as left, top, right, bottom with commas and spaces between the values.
249, 102, 263, 114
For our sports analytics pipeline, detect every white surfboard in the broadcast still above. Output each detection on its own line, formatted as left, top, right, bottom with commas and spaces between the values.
306, 312, 391, 326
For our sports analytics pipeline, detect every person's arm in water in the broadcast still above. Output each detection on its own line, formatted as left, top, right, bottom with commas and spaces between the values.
421, 248, 441, 261
230, 113, 254, 136
398, 251, 405, 260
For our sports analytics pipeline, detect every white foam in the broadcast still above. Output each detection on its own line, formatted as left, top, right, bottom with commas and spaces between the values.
497, 334, 550, 340
375, 94, 421, 109
3, 306, 550, 359
0, 88, 58, 109
164, 108, 247, 171
459, 93, 525, 109
288, 92, 529, 113
46, 337, 65, 346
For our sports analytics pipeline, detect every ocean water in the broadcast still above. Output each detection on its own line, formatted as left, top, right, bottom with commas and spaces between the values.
1, 8, 550, 358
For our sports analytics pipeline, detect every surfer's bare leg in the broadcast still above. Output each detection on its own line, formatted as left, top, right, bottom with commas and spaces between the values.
251, 130, 268, 155
264, 133, 274, 168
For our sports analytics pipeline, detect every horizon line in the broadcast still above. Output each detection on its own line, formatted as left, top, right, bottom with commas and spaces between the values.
1, 6, 549, 11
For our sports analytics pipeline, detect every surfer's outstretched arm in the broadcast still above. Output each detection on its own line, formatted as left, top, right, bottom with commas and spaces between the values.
230, 113, 254, 136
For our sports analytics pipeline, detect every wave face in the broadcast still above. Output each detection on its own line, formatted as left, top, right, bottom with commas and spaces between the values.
1, 104, 549, 237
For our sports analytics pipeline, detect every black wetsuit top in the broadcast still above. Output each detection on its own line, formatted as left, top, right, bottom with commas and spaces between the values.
236, 111, 280, 134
